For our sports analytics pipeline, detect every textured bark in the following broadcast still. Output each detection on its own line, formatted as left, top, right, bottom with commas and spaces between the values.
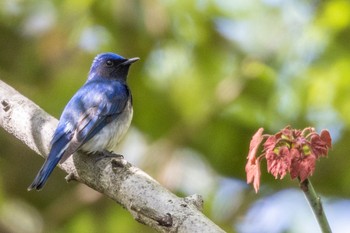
0, 80, 225, 233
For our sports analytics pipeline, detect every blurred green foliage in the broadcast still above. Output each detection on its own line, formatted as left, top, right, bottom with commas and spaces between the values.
0, 0, 350, 232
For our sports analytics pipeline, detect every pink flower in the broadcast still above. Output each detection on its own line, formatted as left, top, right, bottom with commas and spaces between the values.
244, 127, 332, 193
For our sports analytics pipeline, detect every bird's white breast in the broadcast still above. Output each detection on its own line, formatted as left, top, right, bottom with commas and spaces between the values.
81, 101, 133, 153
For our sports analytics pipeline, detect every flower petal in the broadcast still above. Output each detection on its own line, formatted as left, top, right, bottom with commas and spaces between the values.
310, 134, 329, 158
245, 157, 261, 193
320, 130, 332, 148
290, 149, 316, 181
266, 146, 291, 180
247, 128, 264, 161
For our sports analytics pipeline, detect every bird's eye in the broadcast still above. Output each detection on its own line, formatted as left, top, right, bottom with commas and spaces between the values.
106, 60, 114, 67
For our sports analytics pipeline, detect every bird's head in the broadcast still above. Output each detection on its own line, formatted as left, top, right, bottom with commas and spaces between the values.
88, 53, 139, 82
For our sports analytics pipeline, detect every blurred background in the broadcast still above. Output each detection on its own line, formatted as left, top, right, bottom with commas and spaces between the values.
0, 0, 350, 232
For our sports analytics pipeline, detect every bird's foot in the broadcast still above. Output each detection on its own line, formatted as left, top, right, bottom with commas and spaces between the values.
94, 150, 124, 162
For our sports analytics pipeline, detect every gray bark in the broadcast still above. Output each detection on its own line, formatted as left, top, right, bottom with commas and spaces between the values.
0, 80, 225, 233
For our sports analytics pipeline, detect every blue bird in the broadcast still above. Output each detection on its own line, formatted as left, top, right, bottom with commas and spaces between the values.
28, 52, 139, 191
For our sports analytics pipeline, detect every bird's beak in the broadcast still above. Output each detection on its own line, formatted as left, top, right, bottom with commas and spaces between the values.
122, 57, 140, 65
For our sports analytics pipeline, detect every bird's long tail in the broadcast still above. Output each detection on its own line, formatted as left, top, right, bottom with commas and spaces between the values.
27, 155, 61, 191
28, 136, 70, 191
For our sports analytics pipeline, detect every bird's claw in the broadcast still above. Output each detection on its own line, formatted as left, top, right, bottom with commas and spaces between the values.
94, 150, 124, 162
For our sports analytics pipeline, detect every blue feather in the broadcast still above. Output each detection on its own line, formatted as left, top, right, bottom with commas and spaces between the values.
27, 133, 72, 190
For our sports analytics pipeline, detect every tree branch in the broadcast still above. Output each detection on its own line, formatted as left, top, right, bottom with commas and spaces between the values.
0, 80, 225, 233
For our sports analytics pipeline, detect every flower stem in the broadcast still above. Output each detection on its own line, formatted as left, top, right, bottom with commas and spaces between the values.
299, 178, 332, 233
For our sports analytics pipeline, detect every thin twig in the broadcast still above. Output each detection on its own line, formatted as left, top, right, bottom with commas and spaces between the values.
299, 178, 332, 233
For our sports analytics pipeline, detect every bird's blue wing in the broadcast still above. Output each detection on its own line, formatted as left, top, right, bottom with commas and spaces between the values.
59, 80, 130, 162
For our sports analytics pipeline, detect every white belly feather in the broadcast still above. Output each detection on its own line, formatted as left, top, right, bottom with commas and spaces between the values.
81, 101, 133, 153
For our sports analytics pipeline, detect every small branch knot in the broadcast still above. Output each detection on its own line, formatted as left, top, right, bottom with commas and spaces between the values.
65, 172, 77, 182
1, 99, 10, 112
130, 204, 173, 228
158, 213, 173, 227
184, 194, 204, 212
